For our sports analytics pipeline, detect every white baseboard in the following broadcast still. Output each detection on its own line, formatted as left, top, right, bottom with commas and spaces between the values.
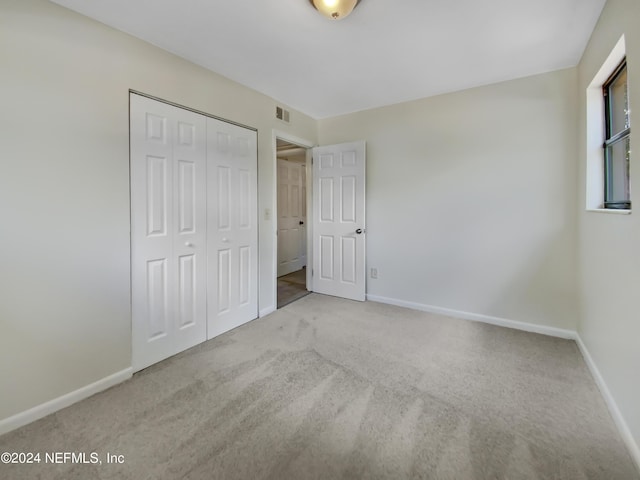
259, 305, 276, 317
366, 294, 576, 339
575, 334, 640, 473
0, 368, 133, 436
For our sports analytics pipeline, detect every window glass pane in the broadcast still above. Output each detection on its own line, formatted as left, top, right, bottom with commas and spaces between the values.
605, 136, 631, 207
609, 67, 629, 135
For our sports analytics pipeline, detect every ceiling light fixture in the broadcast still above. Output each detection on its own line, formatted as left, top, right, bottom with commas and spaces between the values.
309, 0, 361, 20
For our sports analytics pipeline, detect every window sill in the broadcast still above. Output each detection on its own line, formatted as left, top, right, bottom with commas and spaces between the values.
586, 208, 632, 215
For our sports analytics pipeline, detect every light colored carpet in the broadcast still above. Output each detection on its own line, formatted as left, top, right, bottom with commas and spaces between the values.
1, 294, 638, 480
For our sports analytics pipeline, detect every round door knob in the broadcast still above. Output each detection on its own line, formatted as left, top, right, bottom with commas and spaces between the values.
355, 228, 363, 234
185, 242, 193, 247
299, 221, 305, 225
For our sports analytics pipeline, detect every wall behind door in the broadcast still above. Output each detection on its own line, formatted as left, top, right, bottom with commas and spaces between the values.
0, 0, 316, 423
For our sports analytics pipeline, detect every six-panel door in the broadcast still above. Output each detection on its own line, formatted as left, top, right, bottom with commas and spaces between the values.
131, 95, 258, 370
206, 118, 258, 338
278, 159, 307, 277
130, 95, 207, 371
312, 141, 366, 301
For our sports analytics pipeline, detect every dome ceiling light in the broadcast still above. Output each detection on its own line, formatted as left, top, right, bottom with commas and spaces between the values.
309, 0, 361, 20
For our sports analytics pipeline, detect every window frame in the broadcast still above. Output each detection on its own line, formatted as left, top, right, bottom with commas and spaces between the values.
602, 58, 631, 209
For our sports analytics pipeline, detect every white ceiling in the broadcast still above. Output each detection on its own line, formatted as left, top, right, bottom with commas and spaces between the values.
50, 0, 606, 119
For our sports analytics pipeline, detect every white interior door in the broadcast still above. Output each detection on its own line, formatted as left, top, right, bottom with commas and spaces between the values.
130, 94, 207, 371
207, 118, 258, 338
312, 141, 366, 301
278, 159, 305, 276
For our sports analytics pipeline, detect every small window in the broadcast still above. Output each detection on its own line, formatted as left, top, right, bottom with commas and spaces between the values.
603, 59, 631, 209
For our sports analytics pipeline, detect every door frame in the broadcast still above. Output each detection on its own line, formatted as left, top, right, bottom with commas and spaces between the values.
271, 130, 314, 311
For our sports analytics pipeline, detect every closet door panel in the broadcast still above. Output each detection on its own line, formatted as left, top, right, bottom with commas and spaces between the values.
131, 94, 207, 371
207, 118, 258, 338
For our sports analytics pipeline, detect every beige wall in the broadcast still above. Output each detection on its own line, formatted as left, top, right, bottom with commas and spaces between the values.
0, 0, 316, 421
318, 68, 579, 330
577, 0, 640, 456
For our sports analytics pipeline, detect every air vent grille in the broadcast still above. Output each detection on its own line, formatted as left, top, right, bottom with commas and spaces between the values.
276, 106, 290, 123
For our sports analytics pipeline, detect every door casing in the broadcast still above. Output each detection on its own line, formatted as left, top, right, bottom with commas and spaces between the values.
271, 131, 314, 313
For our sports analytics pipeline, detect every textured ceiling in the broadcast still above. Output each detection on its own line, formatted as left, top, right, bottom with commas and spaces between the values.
51, 0, 606, 119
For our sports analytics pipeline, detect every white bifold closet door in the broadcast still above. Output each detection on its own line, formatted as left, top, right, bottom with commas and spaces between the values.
206, 119, 258, 338
130, 95, 208, 371
130, 94, 258, 372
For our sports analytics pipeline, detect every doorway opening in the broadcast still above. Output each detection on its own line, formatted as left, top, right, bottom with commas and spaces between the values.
276, 138, 311, 308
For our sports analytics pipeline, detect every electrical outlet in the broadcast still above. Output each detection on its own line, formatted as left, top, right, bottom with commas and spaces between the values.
370, 268, 378, 279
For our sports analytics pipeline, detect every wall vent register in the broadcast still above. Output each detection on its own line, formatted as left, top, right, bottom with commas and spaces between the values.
276, 106, 290, 123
